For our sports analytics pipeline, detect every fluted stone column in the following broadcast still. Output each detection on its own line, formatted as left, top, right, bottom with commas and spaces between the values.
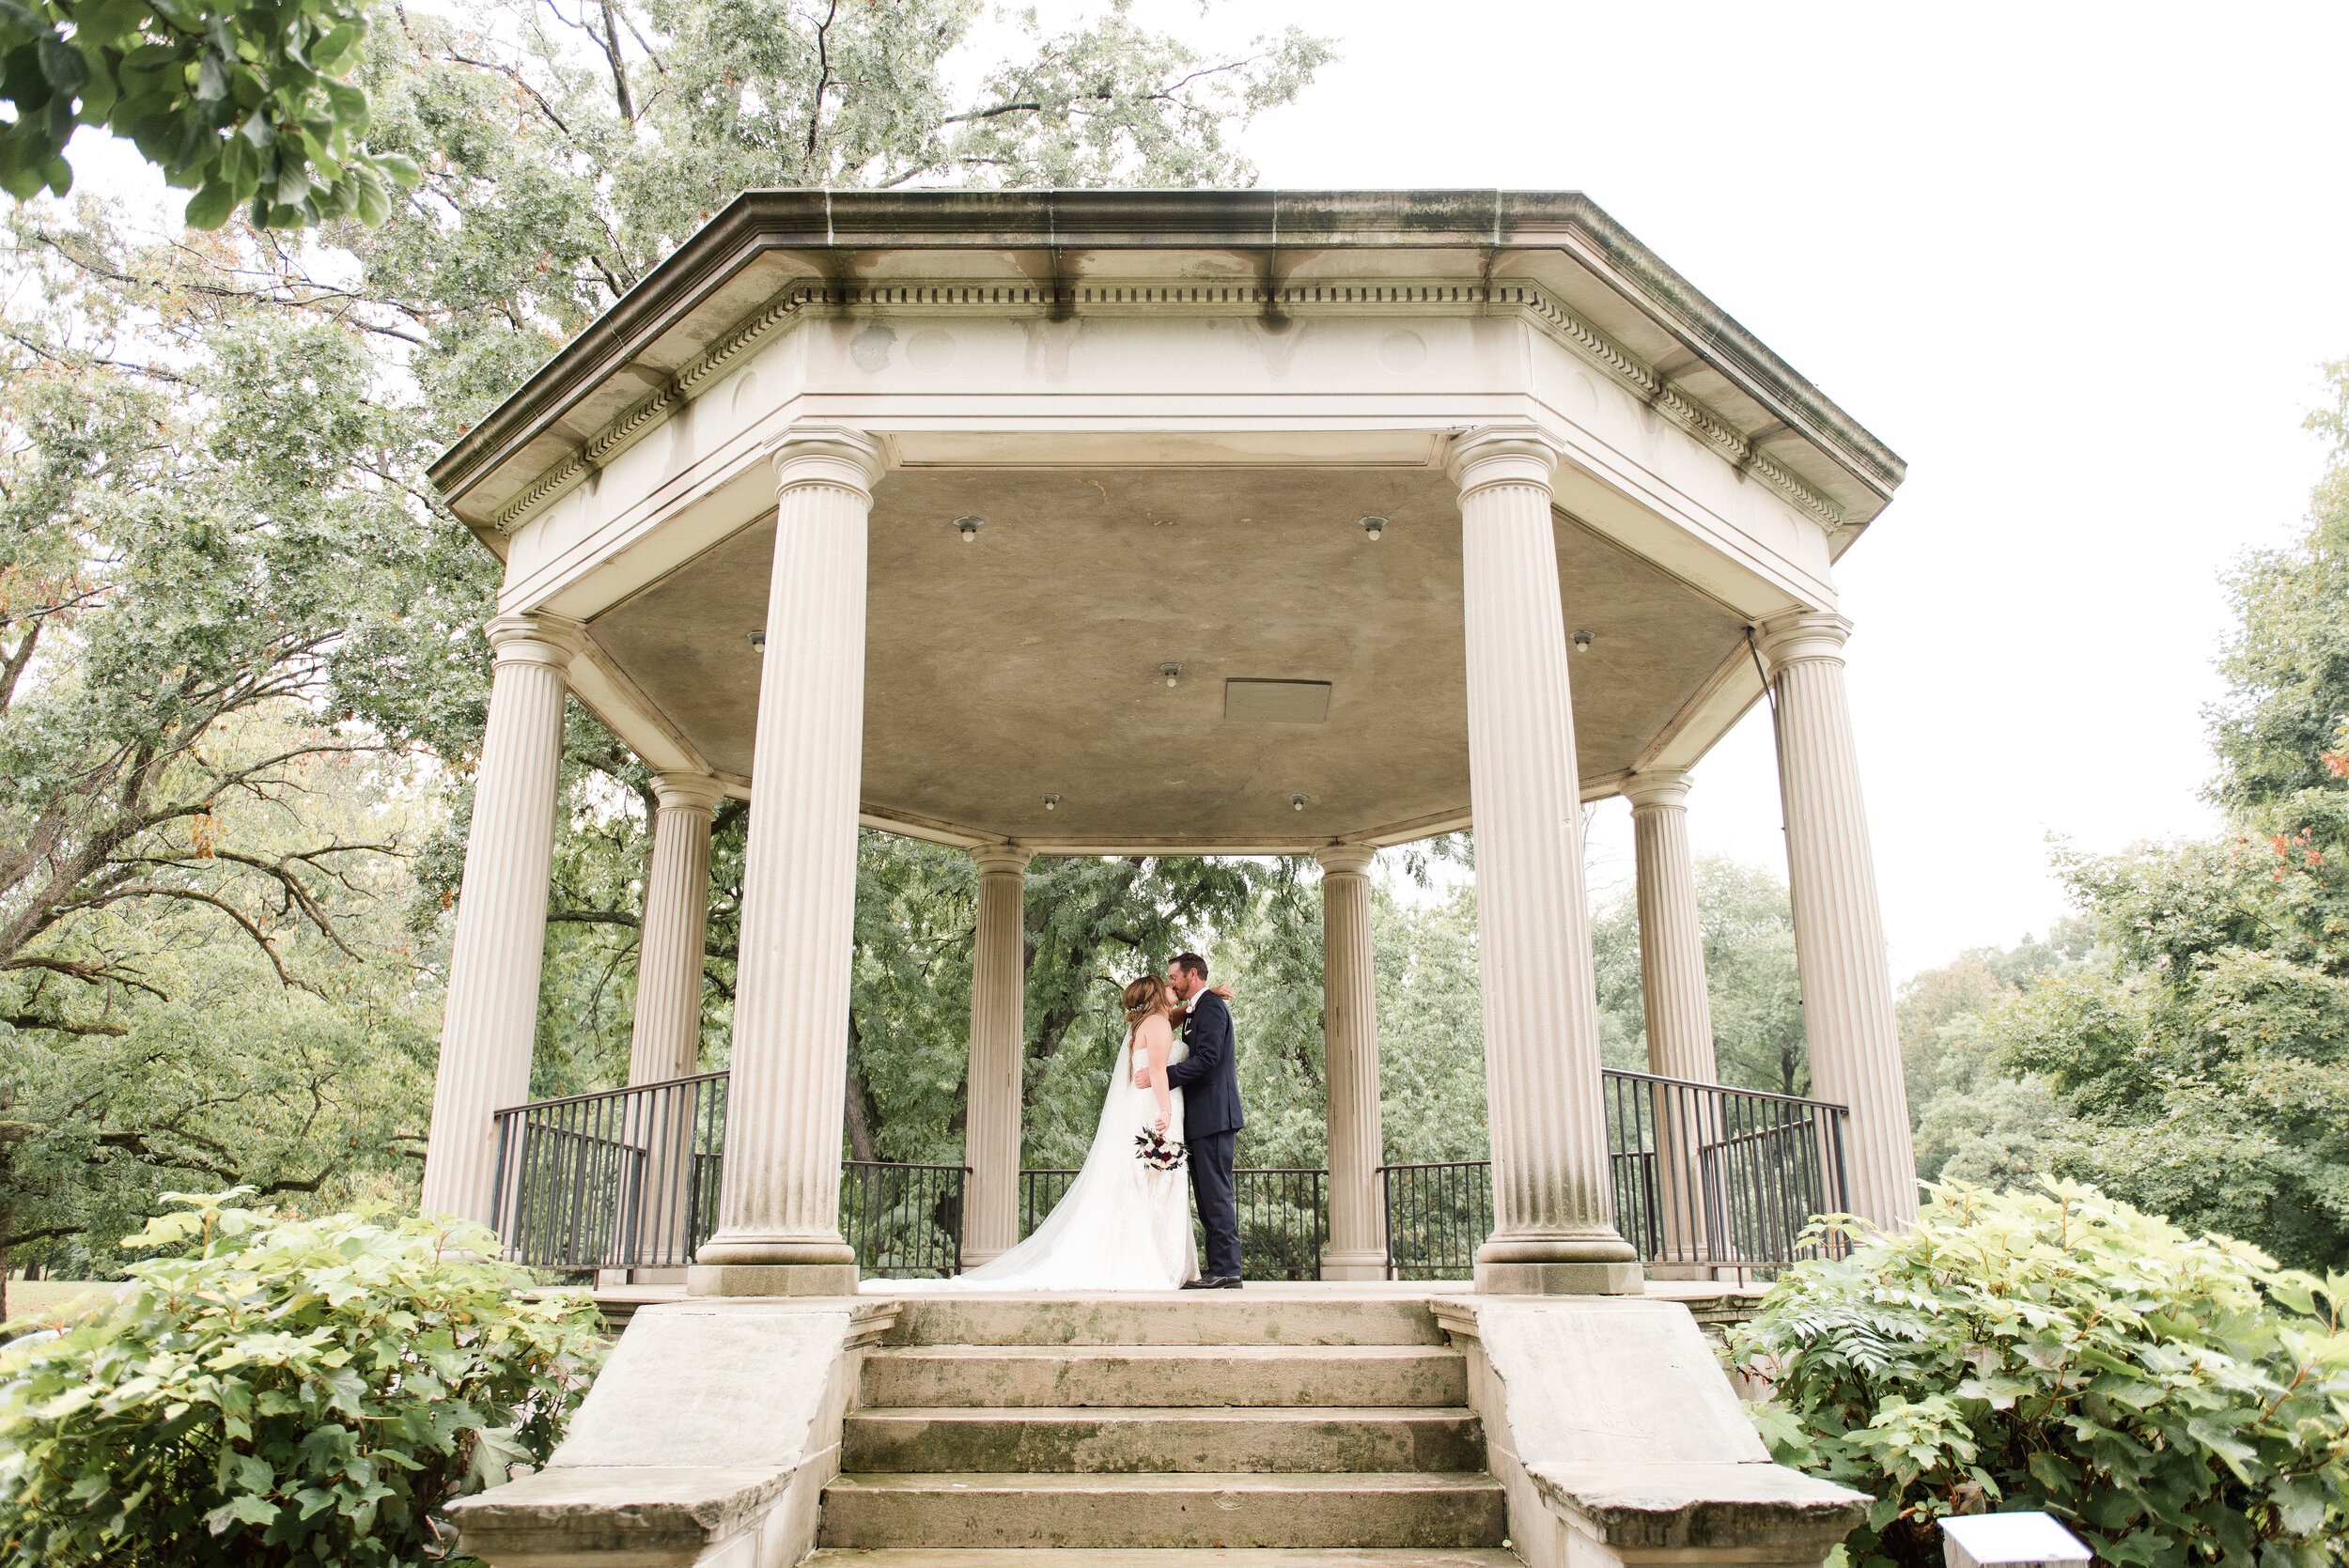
1758, 611, 1920, 1229
1316, 845, 1388, 1281
1624, 770, 1718, 1085
690, 425, 885, 1296
962, 845, 1033, 1268
628, 772, 725, 1087
1453, 426, 1641, 1295
1624, 768, 1718, 1271
421, 613, 585, 1226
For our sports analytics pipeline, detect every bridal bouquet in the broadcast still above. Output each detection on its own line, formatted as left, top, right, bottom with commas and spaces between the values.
1134, 1128, 1188, 1171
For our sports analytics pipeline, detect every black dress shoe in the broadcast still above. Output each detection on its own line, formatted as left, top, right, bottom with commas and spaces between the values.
1179, 1276, 1220, 1289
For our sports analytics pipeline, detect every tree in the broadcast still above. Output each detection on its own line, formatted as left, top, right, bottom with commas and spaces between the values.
1953, 360, 2349, 1271
1593, 854, 1809, 1095
0, 0, 412, 225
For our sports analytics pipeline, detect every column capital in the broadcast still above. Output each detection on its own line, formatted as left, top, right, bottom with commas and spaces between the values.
651, 770, 729, 815
1314, 843, 1378, 877
1755, 610, 1854, 674
1446, 423, 1564, 500
485, 612, 588, 671
969, 843, 1034, 877
766, 422, 888, 497
1621, 768, 1694, 813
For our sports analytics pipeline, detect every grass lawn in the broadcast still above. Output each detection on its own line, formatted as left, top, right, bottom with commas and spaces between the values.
5, 1280, 114, 1323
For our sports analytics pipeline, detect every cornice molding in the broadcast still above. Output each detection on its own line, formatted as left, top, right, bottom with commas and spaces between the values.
485, 275, 1846, 537
490, 283, 814, 535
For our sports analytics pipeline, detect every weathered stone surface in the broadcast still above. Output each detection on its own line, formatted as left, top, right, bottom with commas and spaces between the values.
860, 1343, 1467, 1409
1527, 1460, 1867, 1552
449, 1466, 786, 1564
552, 1303, 863, 1468
883, 1294, 1445, 1348
817, 1471, 1509, 1550
842, 1405, 1485, 1474
454, 1299, 879, 1568
1439, 1296, 1769, 1466
803, 1549, 1525, 1568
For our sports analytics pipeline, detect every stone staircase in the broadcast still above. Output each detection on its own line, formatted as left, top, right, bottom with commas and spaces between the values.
811, 1293, 1517, 1562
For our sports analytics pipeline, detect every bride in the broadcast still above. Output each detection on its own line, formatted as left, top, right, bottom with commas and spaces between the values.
892, 973, 1199, 1292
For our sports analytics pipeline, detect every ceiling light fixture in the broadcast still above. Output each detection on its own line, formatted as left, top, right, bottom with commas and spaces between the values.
1291, 794, 1309, 812
1042, 794, 1061, 812
1360, 515, 1387, 542
1160, 662, 1182, 688
954, 515, 983, 544
748, 630, 766, 647
1571, 629, 1594, 653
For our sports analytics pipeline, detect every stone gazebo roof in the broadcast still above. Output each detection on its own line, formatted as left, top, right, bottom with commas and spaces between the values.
428, 190, 1904, 854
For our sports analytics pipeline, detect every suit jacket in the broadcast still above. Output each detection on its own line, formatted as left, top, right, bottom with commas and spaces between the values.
1165, 990, 1244, 1138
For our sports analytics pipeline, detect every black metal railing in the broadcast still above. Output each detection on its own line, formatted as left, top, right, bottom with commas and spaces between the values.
1021, 1168, 1078, 1238
489, 1068, 1848, 1282
1602, 1071, 1849, 1271
841, 1161, 968, 1279
490, 1073, 729, 1272
1377, 1159, 1496, 1281
1232, 1168, 1328, 1281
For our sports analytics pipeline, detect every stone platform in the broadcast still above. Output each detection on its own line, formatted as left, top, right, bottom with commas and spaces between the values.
456, 1281, 1859, 1568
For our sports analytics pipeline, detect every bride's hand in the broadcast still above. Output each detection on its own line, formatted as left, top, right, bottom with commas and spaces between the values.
1154, 1112, 1169, 1134
1210, 983, 1234, 999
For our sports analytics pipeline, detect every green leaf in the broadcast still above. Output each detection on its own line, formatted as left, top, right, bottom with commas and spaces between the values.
35, 36, 87, 94
183, 178, 237, 229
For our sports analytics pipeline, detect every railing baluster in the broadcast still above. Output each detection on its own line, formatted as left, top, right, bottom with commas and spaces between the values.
486, 1067, 1853, 1283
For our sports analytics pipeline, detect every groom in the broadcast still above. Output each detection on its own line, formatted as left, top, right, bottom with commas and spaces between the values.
1163, 952, 1243, 1288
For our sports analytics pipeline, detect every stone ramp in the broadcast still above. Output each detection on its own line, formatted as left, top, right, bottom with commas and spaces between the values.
823, 1292, 1506, 1552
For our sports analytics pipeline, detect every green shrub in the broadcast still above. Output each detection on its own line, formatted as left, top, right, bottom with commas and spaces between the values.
1731, 1178, 2349, 1568
0, 1190, 606, 1566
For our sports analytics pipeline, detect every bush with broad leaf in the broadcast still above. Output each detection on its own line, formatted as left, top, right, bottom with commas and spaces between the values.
1731, 1178, 2349, 1568
0, 1190, 606, 1566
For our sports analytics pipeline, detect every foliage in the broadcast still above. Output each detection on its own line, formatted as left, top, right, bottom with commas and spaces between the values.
0, 0, 415, 226
0, 1189, 604, 1567
1896, 922, 2089, 1190
2, 937, 438, 1290
1374, 877, 1489, 1164
1733, 1179, 2349, 1568
1592, 854, 1809, 1094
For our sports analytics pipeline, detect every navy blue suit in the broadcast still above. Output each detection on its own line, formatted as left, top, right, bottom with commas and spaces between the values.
1166, 990, 1243, 1277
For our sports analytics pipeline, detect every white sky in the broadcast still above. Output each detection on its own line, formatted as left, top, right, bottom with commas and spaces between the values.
1178, 0, 2349, 976
59, 2, 2349, 983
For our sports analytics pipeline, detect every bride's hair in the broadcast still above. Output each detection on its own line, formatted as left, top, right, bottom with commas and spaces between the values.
1122, 974, 1170, 1023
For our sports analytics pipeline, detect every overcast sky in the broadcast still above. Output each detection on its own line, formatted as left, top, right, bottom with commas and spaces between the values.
1162, 0, 2349, 976
68, 2, 2349, 980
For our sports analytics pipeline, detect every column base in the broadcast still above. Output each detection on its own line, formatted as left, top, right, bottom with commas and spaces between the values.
958, 1248, 1007, 1270
1320, 1250, 1391, 1281
686, 1263, 863, 1296
1476, 1259, 1645, 1295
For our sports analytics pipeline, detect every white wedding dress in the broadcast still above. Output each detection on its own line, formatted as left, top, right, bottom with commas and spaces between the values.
885, 1025, 1200, 1292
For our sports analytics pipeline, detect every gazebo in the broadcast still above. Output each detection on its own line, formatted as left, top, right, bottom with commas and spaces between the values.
427, 189, 1910, 1568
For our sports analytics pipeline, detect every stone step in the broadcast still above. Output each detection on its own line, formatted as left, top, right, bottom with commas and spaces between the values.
818, 1472, 1509, 1550
843, 1406, 1486, 1474
862, 1344, 1469, 1409
885, 1296, 1445, 1349
805, 1549, 1525, 1568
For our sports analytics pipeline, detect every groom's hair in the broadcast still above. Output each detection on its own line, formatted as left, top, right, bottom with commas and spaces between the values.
1174, 952, 1208, 981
